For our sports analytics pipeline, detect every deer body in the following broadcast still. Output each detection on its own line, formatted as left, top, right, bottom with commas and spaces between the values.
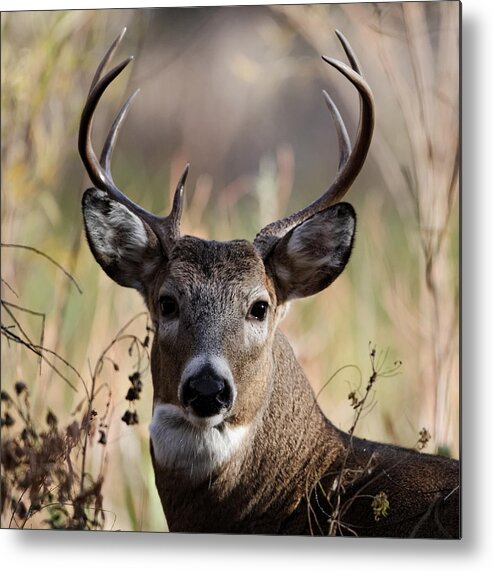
79, 30, 460, 537
150, 322, 459, 537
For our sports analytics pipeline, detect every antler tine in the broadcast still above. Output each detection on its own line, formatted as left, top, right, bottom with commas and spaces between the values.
79, 29, 187, 251
322, 90, 351, 171
335, 29, 362, 75
89, 27, 127, 95
100, 89, 140, 176
254, 32, 375, 257
167, 164, 190, 242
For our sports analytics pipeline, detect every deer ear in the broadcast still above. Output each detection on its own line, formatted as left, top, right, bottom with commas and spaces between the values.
266, 203, 356, 303
82, 188, 164, 292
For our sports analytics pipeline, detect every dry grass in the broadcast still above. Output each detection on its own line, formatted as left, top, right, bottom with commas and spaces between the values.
1, 4, 459, 531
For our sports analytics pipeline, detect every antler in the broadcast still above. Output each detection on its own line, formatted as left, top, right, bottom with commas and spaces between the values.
254, 30, 375, 257
78, 28, 188, 250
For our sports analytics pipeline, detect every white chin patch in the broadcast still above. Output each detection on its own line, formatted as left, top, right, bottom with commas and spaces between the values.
184, 411, 224, 429
149, 404, 249, 481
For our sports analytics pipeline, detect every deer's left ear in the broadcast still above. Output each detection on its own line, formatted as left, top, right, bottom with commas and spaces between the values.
82, 188, 164, 292
266, 202, 356, 303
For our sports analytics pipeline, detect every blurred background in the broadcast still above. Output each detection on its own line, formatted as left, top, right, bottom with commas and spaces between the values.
1, 3, 459, 531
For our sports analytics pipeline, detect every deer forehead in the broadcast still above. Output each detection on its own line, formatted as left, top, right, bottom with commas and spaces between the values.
159, 237, 274, 302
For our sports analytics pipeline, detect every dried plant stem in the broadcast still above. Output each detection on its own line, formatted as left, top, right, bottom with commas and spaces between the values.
1, 325, 83, 394
79, 312, 150, 497
1, 243, 82, 294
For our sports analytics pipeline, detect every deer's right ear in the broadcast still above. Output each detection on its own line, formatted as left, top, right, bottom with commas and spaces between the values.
82, 188, 164, 292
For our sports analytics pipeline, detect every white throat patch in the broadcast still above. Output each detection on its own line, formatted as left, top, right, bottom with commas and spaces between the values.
149, 404, 249, 481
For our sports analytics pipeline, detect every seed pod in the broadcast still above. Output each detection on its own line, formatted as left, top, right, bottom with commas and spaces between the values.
14, 381, 27, 395
1, 390, 11, 402
125, 387, 139, 401
46, 410, 58, 429
2, 413, 15, 427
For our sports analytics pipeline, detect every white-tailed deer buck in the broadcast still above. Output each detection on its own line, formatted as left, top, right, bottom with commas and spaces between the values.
80, 29, 459, 537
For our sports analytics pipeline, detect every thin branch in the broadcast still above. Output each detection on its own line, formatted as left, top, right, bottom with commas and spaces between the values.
1, 243, 83, 294
2, 300, 46, 373
1, 277, 19, 298
1, 326, 84, 395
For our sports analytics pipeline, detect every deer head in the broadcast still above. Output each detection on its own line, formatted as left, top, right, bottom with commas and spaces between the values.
80, 28, 374, 479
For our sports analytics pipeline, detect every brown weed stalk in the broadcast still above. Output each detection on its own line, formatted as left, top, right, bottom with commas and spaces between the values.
1, 246, 151, 529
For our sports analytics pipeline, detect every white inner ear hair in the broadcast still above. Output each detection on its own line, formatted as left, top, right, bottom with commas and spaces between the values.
149, 404, 249, 482
85, 191, 149, 262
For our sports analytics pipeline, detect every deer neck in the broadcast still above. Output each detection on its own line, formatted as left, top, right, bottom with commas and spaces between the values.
151, 329, 345, 533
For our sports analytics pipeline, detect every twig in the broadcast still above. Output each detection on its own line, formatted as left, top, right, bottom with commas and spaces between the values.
2, 299, 46, 373
1, 243, 83, 294
1, 325, 83, 394
1, 277, 19, 298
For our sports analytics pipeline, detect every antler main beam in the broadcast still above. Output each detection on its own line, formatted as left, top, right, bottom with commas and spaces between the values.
254, 30, 375, 257
79, 28, 188, 250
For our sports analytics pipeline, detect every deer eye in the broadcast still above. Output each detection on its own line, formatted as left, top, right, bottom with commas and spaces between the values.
248, 301, 269, 321
159, 296, 179, 318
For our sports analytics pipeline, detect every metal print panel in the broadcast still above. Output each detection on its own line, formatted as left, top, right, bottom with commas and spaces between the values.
1, 2, 460, 537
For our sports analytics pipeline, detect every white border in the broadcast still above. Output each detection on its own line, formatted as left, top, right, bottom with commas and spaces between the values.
2, 0, 493, 568
0, 0, 465, 10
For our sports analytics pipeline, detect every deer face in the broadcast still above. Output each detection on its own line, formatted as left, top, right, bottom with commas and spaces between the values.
83, 187, 355, 476
79, 29, 371, 479
147, 237, 277, 429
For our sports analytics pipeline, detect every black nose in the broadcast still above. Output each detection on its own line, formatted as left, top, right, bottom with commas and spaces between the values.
181, 366, 233, 417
